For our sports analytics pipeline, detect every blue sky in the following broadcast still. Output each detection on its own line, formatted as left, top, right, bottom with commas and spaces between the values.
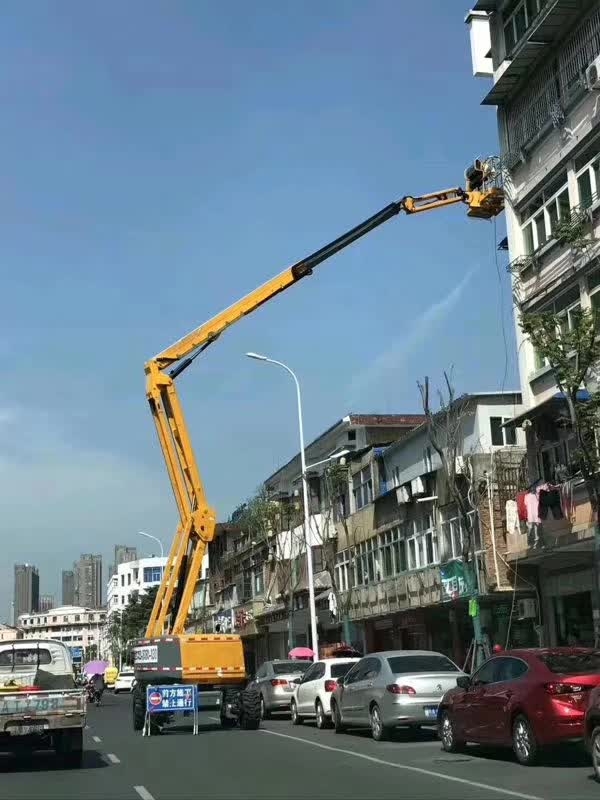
0, 1, 518, 616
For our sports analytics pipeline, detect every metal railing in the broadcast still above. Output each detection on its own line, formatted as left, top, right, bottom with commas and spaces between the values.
505, 7, 600, 157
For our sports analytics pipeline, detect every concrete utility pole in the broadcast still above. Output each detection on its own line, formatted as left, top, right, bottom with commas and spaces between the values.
246, 353, 319, 661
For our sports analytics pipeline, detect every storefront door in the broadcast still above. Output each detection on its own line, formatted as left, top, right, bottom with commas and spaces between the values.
553, 591, 594, 647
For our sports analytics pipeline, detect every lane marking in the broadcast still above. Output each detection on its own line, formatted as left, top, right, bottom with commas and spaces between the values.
134, 786, 156, 800
106, 753, 121, 764
92, 735, 102, 743
260, 729, 543, 800
208, 716, 220, 721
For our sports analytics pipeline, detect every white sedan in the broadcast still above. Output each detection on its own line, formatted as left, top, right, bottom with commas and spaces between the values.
290, 658, 360, 729
114, 668, 136, 694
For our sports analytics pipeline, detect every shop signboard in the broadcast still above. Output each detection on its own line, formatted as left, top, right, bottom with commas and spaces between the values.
212, 609, 234, 634
440, 561, 468, 601
69, 646, 83, 663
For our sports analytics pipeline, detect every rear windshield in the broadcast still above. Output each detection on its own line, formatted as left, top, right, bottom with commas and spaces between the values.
331, 662, 356, 679
0, 648, 52, 668
272, 661, 310, 675
387, 655, 458, 674
539, 652, 600, 675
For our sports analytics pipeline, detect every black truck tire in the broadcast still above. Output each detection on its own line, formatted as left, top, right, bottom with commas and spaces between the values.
133, 686, 145, 732
239, 688, 261, 730
57, 728, 83, 768
220, 688, 238, 728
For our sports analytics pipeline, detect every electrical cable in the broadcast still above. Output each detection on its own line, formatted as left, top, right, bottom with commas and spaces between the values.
493, 216, 510, 397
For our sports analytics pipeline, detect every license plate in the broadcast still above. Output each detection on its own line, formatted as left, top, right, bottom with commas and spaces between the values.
423, 705, 438, 719
9, 724, 47, 736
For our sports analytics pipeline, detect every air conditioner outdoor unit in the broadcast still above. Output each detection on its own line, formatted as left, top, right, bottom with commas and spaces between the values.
586, 56, 600, 90
517, 598, 537, 619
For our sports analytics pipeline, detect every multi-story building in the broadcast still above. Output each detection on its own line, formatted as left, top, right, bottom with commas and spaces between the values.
0, 624, 23, 642
109, 545, 138, 578
336, 393, 534, 662
39, 595, 55, 613
61, 570, 75, 606
105, 554, 210, 623
209, 397, 537, 669
208, 413, 425, 670
13, 564, 39, 619
106, 556, 168, 616
17, 605, 107, 659
74, 554, 103, 609
467, 1, 600, 647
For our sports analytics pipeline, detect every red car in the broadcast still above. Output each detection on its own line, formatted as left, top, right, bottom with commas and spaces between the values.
438, 647, 600, 765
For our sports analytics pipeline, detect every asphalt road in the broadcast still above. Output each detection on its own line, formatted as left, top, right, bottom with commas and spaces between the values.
0, 693, 598, 800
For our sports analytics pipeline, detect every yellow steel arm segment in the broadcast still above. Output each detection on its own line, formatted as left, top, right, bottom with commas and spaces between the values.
145, 173, 504, 637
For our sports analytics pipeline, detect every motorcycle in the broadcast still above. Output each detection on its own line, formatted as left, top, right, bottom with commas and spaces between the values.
86, 682, 103, 707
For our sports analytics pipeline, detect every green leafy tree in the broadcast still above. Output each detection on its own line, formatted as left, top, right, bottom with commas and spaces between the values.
520, 307, 600, 515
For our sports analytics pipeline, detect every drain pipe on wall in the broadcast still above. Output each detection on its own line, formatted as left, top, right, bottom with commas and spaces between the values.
486, 453, 513, 592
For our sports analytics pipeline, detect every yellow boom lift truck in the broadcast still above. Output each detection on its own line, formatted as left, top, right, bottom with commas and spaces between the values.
132, 159, 504, 733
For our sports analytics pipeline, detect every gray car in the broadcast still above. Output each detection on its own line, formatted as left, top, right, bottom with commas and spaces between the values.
330, 650, 465, 741
251, 659, 311, 718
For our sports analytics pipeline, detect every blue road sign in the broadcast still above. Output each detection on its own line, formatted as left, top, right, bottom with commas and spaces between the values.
146, 685, 197, 713
70, 647, 83, 661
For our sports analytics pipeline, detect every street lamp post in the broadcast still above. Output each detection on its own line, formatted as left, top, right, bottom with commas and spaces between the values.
138, 531, 164, 559
246, 353, 320, 661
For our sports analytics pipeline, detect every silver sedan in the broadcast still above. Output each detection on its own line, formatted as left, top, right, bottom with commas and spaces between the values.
330, 650, 465, 741
251, 659, 310, 718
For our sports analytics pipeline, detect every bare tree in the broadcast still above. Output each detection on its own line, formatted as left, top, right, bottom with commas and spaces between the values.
238, 490, 307, 651
309, 462, 361, 644
418, 373, 486, 667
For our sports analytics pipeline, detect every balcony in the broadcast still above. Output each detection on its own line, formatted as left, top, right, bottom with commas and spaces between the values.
484, 0, 586, 106
506, 480, 595, 563
502, 7, 600, 155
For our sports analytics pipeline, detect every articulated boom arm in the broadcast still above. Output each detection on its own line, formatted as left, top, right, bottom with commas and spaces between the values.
145, 165, 504, 638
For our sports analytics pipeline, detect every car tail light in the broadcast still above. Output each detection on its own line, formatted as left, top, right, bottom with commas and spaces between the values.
386, 684, 416, 695
324, 680, 337, 692
544, 682, 587, 695
270, 679, 288, 687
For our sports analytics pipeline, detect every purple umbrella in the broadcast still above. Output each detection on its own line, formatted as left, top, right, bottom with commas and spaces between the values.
83, 660, 109, 675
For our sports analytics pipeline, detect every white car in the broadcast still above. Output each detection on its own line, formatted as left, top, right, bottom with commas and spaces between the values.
290, 658, 360, 729
114, 668, 136, 694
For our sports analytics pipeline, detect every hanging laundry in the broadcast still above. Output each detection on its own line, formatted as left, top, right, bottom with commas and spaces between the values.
524, 489, 543, 548
328, 591, 338, 619
538, 487, 563, 520
505, 500, 521, 535
524, 491, 540, 524
560, 479, 575, 520
396, 485, 410, 504
527, 522, 543, 548
516, 491, 528, 522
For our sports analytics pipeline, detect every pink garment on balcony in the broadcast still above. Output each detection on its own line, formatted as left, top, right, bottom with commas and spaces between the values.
524, 491, 540, 524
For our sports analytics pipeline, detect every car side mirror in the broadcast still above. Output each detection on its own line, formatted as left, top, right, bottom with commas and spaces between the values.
292, 677, 302, 685
456, 676, 471, 690
336, 676, 345, 686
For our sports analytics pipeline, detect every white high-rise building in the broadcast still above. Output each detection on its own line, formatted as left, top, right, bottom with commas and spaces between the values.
106, 556, 167, 616
467, 1, 600, 649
